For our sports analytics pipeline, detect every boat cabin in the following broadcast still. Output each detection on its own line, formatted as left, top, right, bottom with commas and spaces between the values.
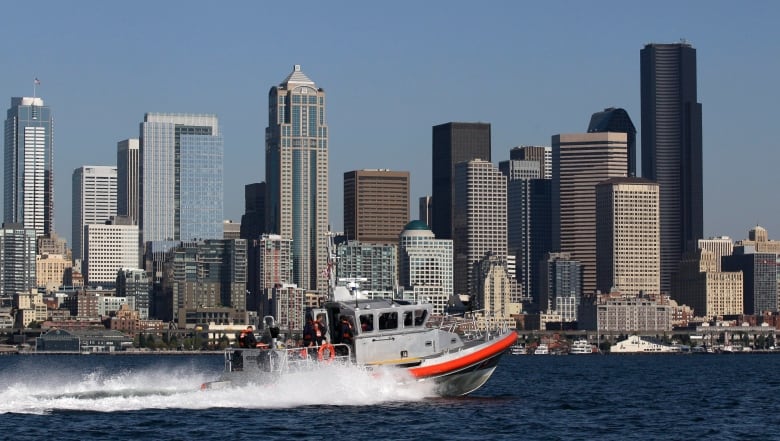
310, 298, 461, 366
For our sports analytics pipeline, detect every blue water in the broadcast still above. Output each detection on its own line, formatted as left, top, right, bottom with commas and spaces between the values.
1, 353, 780, 440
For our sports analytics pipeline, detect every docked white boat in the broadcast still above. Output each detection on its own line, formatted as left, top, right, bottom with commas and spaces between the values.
509, 344, 525, 355
569, 339, 595, 354
202, 289, 516, 397
534, 343, 549, 355
610, 335, 681, 354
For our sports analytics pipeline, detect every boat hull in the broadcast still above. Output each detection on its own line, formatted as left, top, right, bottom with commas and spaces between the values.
408, 331, 517, 396
202, 331, 517, 397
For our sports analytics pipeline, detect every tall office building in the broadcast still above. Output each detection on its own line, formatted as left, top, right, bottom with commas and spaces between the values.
734, 226, 780, 255
431, 122, 491, 240
453, 159, 506, 297
265, 65, 329, 294
0, 223, 37, 296
539, 252, 582, 321
698, 236, 734, 272
159, 239, 247, 324
509, 146, 551, 179
117, 138, 140, 225
671, 249, 743, 319
251, 233, 293, 316
552, 132, 628, 295
344, 169, 409, 245
399, 220, 453, 315
587, 108, 637, 177
140, 113, 223, 243
116, 268, 151, 319
722, 251, 779, 315
4, 97, 54, 237
501, 157, 552, 305
240, 182, 265, 240
641, 42, 703, 294
72, 165, 117, 261
84, 217, 139, 288
596, 177, 660, 296
336, 241, 397, 293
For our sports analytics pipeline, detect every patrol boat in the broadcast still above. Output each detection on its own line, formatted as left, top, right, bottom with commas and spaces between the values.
203, 285, 517, 397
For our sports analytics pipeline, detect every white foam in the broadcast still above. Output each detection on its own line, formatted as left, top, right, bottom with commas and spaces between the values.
0, 363, 435, 414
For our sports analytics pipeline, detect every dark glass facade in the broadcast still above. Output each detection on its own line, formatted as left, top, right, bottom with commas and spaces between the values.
431, 122, 491, 240
641, 43, 703, 294
587, 107, 637, 177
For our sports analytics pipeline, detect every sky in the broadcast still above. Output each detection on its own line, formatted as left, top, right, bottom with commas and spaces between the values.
1, 1, 778, 247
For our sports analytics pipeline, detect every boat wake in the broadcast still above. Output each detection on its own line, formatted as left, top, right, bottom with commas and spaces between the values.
0, 363, 435, 415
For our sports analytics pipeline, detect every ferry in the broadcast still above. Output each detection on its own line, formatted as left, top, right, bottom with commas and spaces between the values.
610, 335, 682, 354
569, 339, 596, 354
533, 343, 549, 355
509, 344, 526, 355
202, 285, 517, 397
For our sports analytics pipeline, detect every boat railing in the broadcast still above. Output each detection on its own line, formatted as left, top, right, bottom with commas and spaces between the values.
428, 310, 509, 342
226, 343, 352, 374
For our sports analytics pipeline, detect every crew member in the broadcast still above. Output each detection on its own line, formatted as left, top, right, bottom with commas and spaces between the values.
339, 316, 354, 345
314, 316, 327, 345
243, 326, 258, 348
302, 318, 316, 347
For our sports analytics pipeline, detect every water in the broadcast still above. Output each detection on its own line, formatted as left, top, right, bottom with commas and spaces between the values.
2, 353, 780, 440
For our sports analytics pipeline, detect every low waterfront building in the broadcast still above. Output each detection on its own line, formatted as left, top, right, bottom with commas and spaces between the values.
578, 291, 673, 333
36, 328, 133, 352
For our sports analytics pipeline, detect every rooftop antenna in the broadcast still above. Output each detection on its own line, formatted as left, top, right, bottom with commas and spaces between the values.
33, 77, 40, 99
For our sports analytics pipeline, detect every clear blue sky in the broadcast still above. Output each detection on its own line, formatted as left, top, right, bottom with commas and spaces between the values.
2, 1, 778, 246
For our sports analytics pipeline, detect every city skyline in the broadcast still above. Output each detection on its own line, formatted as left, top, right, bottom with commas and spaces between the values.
1, 1, 778, 246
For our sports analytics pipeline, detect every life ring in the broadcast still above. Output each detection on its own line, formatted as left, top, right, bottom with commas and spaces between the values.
317, 342, 336, 363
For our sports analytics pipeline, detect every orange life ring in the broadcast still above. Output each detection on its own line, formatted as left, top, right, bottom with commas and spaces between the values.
317, 342, 336, 363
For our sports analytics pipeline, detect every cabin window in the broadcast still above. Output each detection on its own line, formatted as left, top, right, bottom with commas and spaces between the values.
378, 312, 398, 330
414, 310, 427, 326
403, 311, 413, 327
359, 314, 374, 333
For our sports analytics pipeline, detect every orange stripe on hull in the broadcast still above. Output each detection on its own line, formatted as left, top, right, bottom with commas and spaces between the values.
408, 331, 517, 378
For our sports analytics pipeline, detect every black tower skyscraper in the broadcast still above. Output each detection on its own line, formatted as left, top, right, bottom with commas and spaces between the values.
431, 122, 491, 239
640, 42, 703, 294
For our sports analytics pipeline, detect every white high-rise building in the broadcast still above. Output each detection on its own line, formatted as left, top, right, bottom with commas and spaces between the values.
453, 159, 507, 297
399, 220, 453, 315
596, 177, 660, 296
72, 166, 117, 261
84, 218, 139, 288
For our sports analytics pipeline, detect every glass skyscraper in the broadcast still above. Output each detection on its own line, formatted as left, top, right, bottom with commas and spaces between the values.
641, 42, 703, 294
4, 97, 54, 237
265, 65, 329, 294
140, 113, 223, 243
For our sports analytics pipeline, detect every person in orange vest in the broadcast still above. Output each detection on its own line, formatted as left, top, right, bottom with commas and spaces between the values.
245, 326, 258, 348
339, 316, 354, 345
238, 327, 249, 348
302, 318, 316, 347
314, 315, 328, 345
